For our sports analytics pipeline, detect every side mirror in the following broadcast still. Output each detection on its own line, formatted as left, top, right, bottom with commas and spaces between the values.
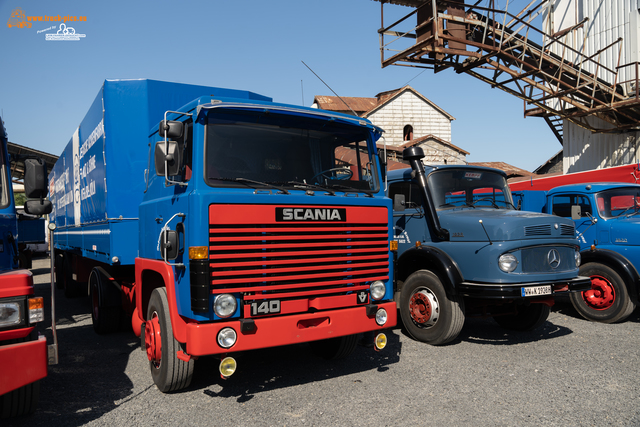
393, 194, 406, 212
571, 205, 582, 220
24, 199, 52, 216
155, 141, 182, 177
160, 229, 179, 260
24, 158, 47, 198
158, 120, 183, 140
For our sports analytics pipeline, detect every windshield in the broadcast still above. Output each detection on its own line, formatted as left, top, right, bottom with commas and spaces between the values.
205, 108, 378, 193
427, 168, 513, 210
595, 187, 640, 219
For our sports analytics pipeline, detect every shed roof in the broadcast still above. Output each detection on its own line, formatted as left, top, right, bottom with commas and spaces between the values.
469, 161, 533, 178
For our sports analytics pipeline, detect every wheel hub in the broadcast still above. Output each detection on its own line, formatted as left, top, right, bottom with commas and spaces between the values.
409, 289, 439, 326
145, 314, 162, 365
583, 276, 615, 310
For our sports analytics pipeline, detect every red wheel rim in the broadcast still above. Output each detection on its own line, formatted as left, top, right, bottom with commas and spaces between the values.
582, 275, 615, 310
410, 292, 432, 324
145, 313, 162, 365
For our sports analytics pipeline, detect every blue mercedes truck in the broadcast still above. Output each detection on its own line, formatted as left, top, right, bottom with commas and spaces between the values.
388, 147, 591, 345
48, 79, 396, 392
514, 183, 640, 323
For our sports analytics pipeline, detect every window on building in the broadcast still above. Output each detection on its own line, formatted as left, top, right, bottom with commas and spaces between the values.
403, 125, 413, 141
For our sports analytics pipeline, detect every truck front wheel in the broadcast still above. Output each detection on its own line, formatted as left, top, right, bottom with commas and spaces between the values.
0, 380, 40, 418
493, 303, 550, 331
570, 263, 636, 323
145, 287, 194, 392
399, 270, 465, 345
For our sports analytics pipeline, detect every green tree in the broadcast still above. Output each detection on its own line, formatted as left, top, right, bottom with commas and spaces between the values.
14, 192, 27, 207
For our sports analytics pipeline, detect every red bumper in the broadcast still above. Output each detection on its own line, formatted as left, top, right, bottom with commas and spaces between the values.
0, 335, 47, 395
186, 301, 397, 356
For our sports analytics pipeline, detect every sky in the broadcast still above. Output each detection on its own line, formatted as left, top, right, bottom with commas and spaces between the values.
0, 0, 562, 172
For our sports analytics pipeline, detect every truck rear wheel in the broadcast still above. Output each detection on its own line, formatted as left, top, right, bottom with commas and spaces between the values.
493, 303, 550, 331
399, 270, 465, 345
0, 380, 40, 419
570, 263, 636, 323
145, 287, 193, 392
309, 334, 359, 360
90, 267, 122, 334
62, 254, 85, 298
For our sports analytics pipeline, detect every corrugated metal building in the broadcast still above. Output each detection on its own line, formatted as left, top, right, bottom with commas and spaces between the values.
543, 0, 640, 173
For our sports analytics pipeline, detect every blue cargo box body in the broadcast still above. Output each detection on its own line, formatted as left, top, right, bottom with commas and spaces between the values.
50, 79, 270, 265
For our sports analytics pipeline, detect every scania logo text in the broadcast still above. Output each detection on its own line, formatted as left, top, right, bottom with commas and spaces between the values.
547, 249, 561, 269
276, 207, 346, 222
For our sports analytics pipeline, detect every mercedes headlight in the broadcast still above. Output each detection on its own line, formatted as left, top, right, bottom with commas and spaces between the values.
498, 253, 518, 273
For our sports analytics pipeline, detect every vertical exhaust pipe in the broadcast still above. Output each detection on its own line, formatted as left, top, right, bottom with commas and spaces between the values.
403, 147, 449, 241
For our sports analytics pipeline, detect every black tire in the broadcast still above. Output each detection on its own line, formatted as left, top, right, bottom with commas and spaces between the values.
493, 303, 550, 331
54, 253, 65, 290
146, 287, 194, 392
62, 254, 84, 298
570, 262, 636, 323
309, 334, 359, 360
90, 268, 122, 334
399, 270, 465, 345
0, 380, 40, 419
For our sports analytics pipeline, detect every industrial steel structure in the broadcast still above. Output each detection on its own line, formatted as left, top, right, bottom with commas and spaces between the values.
375, 0, 640, 143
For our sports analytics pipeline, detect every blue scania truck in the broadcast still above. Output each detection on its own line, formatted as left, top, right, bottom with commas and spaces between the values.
49, 79, 396, 392
513, 183, 639, 323
387, 147, 591, 345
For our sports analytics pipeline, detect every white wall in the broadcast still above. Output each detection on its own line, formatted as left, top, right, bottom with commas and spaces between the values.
366, 91, 452, 147
563, 117, 640, 172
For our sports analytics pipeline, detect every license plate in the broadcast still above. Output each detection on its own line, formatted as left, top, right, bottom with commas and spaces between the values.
250, 300, 281, 316
521, 285, 552, 297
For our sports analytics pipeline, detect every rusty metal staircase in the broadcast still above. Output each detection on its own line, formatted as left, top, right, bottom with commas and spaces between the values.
376, 0, 640, 135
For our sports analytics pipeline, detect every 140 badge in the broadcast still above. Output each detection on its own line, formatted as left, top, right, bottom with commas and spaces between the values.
250, 300, 281, 316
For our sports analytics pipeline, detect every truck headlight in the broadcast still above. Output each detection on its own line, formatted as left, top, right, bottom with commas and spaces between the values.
0, 302, 22, 328
214, 294, 237, 318
375, 308, 388, 326
575, 249, 581, 267
217, 327, 237, 349
370, 281, 386, 301
498, 253, 518, 273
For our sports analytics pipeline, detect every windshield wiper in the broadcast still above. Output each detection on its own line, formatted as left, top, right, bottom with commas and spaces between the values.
212, 177, 290, 194
279, 181, 336, 196
327, 183, 374, 197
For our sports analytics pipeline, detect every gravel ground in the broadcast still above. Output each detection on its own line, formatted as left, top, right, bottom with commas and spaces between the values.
6, 256, 640, 427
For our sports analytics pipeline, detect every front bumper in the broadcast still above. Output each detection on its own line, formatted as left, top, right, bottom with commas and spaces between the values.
457, 276, 592, 299
184, 301, 397, 356
0, 332, 47, 395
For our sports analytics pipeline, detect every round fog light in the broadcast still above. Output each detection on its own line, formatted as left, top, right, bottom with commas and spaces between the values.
375, 333, 387, 350
214, 294, 237, 318
375, 308, 388, 326
575, 249, 581, 267
219, 356, 237, 378
217, 327, 237, 349
370, 281, 386, 301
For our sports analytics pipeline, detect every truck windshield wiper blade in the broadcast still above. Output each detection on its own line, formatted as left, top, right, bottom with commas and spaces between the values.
280, 181, 336, 196
213, 177, 290, 194
327, 183, 374, 197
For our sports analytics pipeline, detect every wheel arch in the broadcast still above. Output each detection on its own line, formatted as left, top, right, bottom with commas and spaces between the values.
581, 248, 639, 304
135, 258, 187, 343
396, 245, 463, 298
